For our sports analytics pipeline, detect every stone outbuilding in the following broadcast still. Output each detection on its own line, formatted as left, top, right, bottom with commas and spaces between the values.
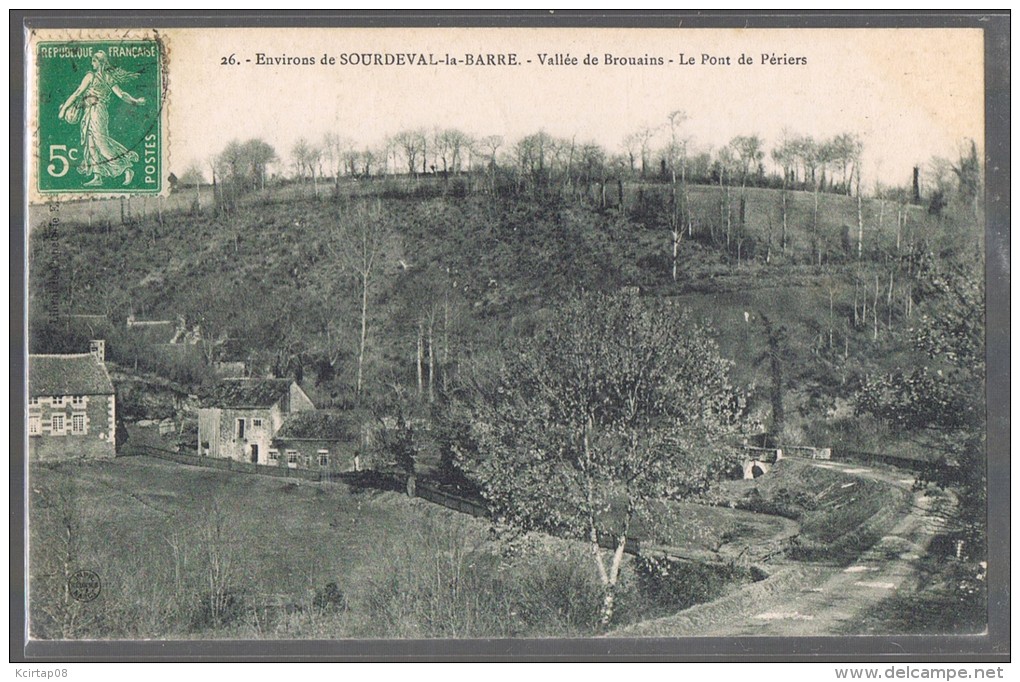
271, 411, 363, 472
28, 353, 117, 461
197, 378, 314, 465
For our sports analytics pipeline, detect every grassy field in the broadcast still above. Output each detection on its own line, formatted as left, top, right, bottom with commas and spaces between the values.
29, 455, 796, 639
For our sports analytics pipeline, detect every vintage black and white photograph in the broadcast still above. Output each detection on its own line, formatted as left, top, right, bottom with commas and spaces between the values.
20, 19, 1002, 649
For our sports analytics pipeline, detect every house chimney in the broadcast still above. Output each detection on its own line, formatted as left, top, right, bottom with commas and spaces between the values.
89, 339, 105, 362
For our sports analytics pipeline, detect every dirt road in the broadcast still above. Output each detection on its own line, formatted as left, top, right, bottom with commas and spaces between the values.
615, 459, 940, 636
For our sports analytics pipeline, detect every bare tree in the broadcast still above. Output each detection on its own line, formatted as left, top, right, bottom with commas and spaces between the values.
323, 133, 354, 189
729, 134, 765, 265
714, 145, 738, 251
477, 135, 503, 192
178, 163, 205, 209
391, 129, 427, 176
478, 135, 503, 169
433, 128, 473, 176
292, 137, 325, 196
665, 111, 689, 280
328, 202, 392, 399
633, 125, 658, 178
788, 135, 823, 263
514, 131, 555, 188
621, 132, 640, 174
771, 130, 798, 254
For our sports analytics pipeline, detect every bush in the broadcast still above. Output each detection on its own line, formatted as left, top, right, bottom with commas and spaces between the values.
191, 588, 249, 630
313, 582, 347, 613
624, 555, 749, 621
737, 486, 813, 519
508, 549, 605, 635
344, 514, 610, 637
847, 556, 985, 634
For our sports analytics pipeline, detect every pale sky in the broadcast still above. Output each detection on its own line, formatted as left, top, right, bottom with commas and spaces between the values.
161, 27, 984, 187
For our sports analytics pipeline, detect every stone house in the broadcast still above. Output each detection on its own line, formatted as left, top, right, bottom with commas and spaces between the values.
270, 411, 363, 472
28, 353, 117, 461
197, 378, 314, 465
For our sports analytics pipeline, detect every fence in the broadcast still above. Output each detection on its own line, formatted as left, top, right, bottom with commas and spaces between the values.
742, 446, 784, 463
775, 443, 943, 473
127, 444, 493, 505
125, 443, 320, 480
130, 445, 664, 557
830, 447, 935, 472
414, 483, 488, 519
782, 445, 832, 460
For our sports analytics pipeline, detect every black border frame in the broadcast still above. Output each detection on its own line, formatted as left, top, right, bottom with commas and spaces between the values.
10, 9, 1010, 663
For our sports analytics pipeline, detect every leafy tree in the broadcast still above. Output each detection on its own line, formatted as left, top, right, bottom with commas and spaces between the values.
730, 134, 764, 188
470, 291, 743, 625
631, 125, 658, 178
216, 138, 277, 197
371, 384, 436, 496
755, 313, 790, 442
240, 138, 278, 191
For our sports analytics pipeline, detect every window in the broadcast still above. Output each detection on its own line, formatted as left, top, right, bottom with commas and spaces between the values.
318, 450, 329, 467
236, 418, 245, 440
72, 414, 86, 434
29, 397, 39, 406
51, 414, 65, 434
52, 396, 64, 406
28, 416, 40, 435
268, 449, 279, 463
252, 418, 263, 428
72, 395, 85, 407
286, 450, 298, 468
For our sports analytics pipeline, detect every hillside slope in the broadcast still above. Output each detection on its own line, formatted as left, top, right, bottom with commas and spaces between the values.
29, 183, 976, 443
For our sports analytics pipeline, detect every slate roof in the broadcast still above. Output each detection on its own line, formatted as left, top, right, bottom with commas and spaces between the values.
275, 411, 356, 442
29, 354, 115, 397
203, 378, 294, 409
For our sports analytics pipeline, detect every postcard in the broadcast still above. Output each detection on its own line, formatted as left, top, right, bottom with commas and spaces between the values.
18, 19, 1004, 657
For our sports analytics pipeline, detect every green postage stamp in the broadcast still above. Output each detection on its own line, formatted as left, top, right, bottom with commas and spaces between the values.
34, 35, 167, 196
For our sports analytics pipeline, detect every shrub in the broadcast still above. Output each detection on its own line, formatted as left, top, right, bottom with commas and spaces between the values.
313, 582, 347, 613
627, 555, 748, 619
346, 514, 608, 637
847, 556, 985, 634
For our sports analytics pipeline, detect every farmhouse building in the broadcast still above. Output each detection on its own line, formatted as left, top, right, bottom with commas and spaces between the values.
28, 353, 117, 461
197, 378, 315, 464
270, 411, 363, 472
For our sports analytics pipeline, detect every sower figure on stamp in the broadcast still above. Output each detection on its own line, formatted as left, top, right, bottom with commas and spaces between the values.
57, 51, 146, 187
